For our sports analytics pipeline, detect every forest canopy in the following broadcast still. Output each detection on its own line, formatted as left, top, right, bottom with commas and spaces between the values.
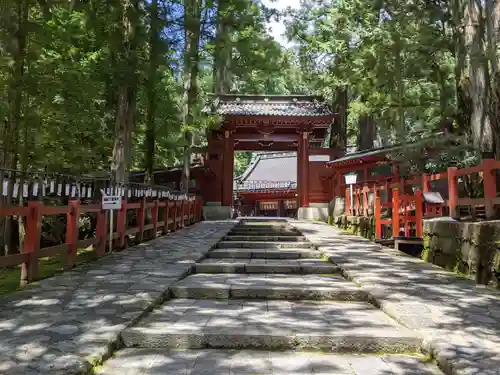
0, 0, 498, 183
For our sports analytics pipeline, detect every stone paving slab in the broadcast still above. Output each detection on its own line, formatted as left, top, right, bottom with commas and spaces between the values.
224, 235, 307, 241
217, 241, 314, 249
207, 248, 322, 259
194, 258, 340, 274
96, 348, 443, 375
121, 299, 420, 352
0, 220, 236, 375
229, 230, 301, 236
290, 220, 500, 375
170, 273, 368, 300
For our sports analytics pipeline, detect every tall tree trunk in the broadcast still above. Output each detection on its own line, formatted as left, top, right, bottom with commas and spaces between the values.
1, 0, 28, 256
357, 115, 376, 151
485, 0, 500, 158
464, 0, 494, 158
111, 0, 140, 184
329, 87, 348, 155
394, 33, 405, 137
213, 0, 232, 94
181, 0, 201, 193
144, 0, 160, 183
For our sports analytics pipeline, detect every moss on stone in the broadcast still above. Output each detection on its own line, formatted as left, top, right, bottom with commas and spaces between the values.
421, 234, 432, 262
327, 216, 333, 225
320, 254, 330, 262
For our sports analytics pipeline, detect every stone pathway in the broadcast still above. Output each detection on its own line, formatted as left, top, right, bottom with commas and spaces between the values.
291, 220, 500, 375
98, 219, 442, 375
0, 221, 235, 374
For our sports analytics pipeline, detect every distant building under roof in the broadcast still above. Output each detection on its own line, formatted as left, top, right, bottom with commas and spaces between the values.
234, 152, 297, 192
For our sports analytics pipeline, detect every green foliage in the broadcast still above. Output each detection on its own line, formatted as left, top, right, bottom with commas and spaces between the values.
2, 0, 483, 182
234, 152, 252, 177
286, 0, 458, 147
0, 0, 309, 176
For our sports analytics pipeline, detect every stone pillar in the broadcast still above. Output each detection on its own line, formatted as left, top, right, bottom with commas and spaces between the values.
222, 130, 234, 207
299, 131, 310, 207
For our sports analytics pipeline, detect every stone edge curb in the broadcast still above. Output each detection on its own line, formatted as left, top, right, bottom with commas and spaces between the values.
79, 220, 238, 375
287, 220, 486, 375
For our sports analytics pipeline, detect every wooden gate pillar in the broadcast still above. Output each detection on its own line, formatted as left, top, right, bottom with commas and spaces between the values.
298, 131, 310, 207
222, 130, 234, 207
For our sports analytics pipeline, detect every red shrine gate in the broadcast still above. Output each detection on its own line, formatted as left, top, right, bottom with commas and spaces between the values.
200, 94, 338, 219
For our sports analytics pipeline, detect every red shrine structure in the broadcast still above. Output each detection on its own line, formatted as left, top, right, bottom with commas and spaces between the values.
201, 94, 337, 219
233, 152, 298, 217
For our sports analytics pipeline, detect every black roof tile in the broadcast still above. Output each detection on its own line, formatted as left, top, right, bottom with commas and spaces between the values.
234, 152, 297, 191
205, 95, 334, 117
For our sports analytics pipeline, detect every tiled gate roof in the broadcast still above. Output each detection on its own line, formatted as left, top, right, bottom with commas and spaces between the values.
205, 95, 333, 117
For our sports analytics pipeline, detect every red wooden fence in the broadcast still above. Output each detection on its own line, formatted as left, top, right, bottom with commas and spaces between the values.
338, 158, 500, 240
0, 196, 203, 286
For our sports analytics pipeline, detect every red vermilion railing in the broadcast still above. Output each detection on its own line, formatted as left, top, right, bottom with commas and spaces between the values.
0, 196, 203, 286
338, 158, 500, 240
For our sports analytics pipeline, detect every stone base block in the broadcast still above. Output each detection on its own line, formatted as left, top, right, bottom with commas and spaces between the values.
298, 207, 329, 222
202, 205, 232, 220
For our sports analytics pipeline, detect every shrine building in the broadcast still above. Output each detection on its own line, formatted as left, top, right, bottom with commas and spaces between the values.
233, 152, 298, 217
200, 94, 337, 219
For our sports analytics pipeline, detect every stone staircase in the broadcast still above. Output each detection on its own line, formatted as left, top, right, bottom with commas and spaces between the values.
99, 219, 442, 374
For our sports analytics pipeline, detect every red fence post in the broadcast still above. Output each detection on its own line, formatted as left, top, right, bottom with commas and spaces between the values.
137, 199, 146, 242
422, 174, 430, 216
172, 201, 178, 231
181, 200, 186, 228
415, 189, 423, 238
375, 190, 382, 239
152, 199, 159, 238
422, 174, 430, 193
96, 209, 107, 257
355, 188, 360, 216
117, 199, 127, 249
191, 200, 194, 224
363, 185, 369, 216
447, 167, 458, 218
65, 200, 80, 270
165, 201, 170, 232
21, 201, 42, 285
392, 187, 400, 238
482, 159, 497, 219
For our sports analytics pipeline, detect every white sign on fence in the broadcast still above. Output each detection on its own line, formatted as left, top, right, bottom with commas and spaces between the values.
102, 195, 122, 210
100, 190, 122, 254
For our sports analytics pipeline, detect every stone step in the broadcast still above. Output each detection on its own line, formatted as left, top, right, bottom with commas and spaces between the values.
224, 235, 307, 242
97, 349, 443, 375
207, 248, 323, 259
194, 258, 339, 274
170, 274, 367, 300
217, 241, 314, 249
238, 222, 287, 226
229, 230, 301, 236
121, 299, 421, 353
232, 227, 298, 232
